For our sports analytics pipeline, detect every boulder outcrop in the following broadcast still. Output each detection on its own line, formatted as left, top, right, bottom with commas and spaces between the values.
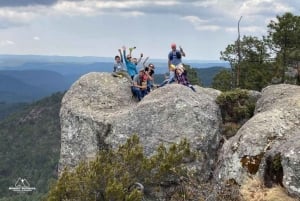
215, 84, 300, 196
59, 72, 222, 180
59, 72, 300, 198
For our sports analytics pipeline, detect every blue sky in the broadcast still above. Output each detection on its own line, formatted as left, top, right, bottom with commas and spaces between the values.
0, 0, 299, 60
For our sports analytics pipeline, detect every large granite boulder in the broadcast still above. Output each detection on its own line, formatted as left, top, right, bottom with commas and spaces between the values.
59, 72, 222, 180
215, 84, 300, 196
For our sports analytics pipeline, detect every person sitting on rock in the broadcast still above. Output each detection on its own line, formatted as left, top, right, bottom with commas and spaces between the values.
131, 68, 148, 101
157, 65, 176, 88
144, 63, 155, 92
156, 72, 169, 88
111, 49, 131, 80
167, 64, 176, 84
175, 65, 196, 92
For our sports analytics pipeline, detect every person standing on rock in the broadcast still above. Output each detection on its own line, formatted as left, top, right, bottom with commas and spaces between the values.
167, 43, 185, 84
129, 46, 143, 68
123, 46, 141, 80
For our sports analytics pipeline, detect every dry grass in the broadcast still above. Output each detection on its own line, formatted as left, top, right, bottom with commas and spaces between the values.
240, 177, 298, 201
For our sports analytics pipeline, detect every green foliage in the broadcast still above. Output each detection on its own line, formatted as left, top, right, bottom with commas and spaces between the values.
0, 193, 46, 201
46, 135, 196, 201
0, 92, 64, 200
216, 89, 255, 124
183, 64, 202, 85
238, 61, 276, 91
220, 35, 276, 90
0, 102, 28, 121
272, 154, 282, 172
220, 12, 300, 88
267, 12, 300, 82
222, 122, 241, 139
194, 66, 228, 87
216, 89, 256, 139
212, 69, 232, 91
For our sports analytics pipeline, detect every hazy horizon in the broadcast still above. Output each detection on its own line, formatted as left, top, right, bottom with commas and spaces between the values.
0, 53, 228, 64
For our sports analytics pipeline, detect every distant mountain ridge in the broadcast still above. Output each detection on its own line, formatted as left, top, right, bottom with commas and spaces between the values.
0, 55, 229, 103
0, 54, 111, 67
0, 54, 229, 70
0, 70, 69, 103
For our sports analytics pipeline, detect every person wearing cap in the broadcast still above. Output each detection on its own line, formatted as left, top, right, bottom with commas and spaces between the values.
167, 43, 185, 84
131, 68, 147, 101
144, 63, 155, 92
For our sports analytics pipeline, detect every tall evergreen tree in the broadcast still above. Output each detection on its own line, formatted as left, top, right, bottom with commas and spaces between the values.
267, 12, 300, 82
220, 36, 274, 91
211, 69, 232, 91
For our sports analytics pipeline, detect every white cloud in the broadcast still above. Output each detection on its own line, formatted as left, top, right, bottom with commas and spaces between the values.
52, 0, 148, 16
53, 1, 95, 16
153, 1, 180, 6
0, 0, 298, 59
192, 0, 219, 8
0, 0, 296, 31
0, 7, 36, 23
182, 15, 220, 31
225, 25, 265, 35
182, 16, 206, 24
93, 0, 146, 9
239, 0, 292, 16
0, 40, 15, 46
33, 36, 40, 40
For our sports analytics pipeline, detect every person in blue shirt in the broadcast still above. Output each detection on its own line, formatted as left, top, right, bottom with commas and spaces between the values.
122, 46, 142, 80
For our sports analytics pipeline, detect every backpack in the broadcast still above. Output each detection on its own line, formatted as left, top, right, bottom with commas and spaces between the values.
169, 50, 181, 60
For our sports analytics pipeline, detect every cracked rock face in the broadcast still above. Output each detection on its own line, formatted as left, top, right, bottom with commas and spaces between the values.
59, 72, 222, 181
215, 84, 300, 197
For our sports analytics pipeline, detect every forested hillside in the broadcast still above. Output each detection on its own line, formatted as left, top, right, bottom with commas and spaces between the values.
0, 102, 28, 121
194, 67, 227, 86
0, 70, 68, 103
0, 92, 63, 201
154, 66, 226, 87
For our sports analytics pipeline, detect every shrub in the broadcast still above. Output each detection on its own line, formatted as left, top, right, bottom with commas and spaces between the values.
222, 122, 241, 139
46, 135, 196, 201
216, 89, 256, 139
216, 89, 255, 124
